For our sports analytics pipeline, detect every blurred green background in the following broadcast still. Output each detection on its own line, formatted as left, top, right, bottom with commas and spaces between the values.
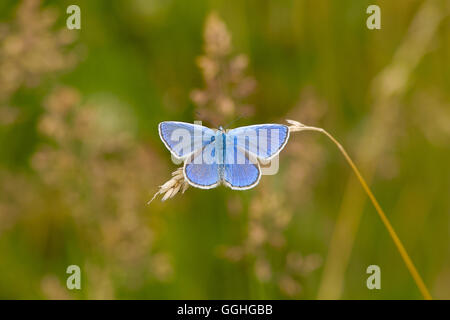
0, 0, 449, 299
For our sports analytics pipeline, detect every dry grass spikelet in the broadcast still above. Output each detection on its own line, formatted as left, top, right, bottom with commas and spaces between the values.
148, 167, 189, 204
286, 119, 313, 133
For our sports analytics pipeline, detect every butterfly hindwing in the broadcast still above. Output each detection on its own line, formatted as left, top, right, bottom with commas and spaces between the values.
227, 124, 289, 161
159, 121, 215, 159
183, 142, 220, 189
222, 136, 261, 190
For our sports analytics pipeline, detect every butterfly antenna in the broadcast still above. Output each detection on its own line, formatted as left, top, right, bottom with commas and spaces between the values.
195, 110, 219, 128
224, 116, 245, 130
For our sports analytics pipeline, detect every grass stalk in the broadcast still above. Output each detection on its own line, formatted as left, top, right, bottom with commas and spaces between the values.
288, 120, 432, 300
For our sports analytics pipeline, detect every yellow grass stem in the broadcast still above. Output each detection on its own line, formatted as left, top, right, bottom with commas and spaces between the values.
289, 121, 432, 300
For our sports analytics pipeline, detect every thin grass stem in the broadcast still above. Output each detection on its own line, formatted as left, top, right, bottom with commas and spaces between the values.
288, 120, 432, 300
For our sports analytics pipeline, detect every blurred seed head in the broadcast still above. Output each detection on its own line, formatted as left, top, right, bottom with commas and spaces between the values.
0, 0, 79, 103
190, 12, 255, 126
278, 275, 302, 297
41, 275, 72, 300
204, 12, 231, 57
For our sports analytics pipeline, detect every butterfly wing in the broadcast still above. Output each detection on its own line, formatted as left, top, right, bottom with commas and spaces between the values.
183, 141, 220, 189
227, 124, 289, 161
160, 122, 286, 190
159, 121, 216, 160
222, 136, 261, 190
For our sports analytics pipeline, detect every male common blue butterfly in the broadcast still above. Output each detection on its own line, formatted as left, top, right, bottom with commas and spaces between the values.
158, 121, 289, 190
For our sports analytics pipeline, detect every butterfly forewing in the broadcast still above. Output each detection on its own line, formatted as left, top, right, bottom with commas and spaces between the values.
159, 121, 215, 159
227, 124, 289, 161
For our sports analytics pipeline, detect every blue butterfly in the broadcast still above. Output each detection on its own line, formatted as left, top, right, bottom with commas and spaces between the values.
158, 121, 289, 190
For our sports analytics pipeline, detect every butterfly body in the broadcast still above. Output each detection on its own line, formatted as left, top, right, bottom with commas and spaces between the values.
158, 121, 289, 190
